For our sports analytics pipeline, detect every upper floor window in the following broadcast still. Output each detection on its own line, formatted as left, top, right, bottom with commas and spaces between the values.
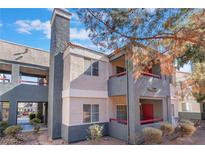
84, 58, 99, 76
116, 66, 126, 74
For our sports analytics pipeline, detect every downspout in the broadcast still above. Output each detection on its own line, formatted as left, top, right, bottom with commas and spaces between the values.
126, 60, 130, 144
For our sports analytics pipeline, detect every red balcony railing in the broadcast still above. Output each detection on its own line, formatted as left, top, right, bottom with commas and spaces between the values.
0, 77, 10, 82
109, 71, 126, 79
109, 71, 161, 79
109, 118, 163, 125
141, 72, 161, 79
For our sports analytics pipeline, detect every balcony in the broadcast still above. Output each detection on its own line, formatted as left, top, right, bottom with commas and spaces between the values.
108, 72, 126, 96
0, 65, 48, 102
108, 71, 164, 96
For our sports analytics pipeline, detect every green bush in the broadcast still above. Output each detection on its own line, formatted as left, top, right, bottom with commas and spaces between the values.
88, 124, 104, 144
0, 121, 9, 136
29, 113, 36, 121
4, 125, 22, 138
30, 118, 41, 133
160, 122, 175, 136
36, 111, 43, 122
143, 127, 162, 144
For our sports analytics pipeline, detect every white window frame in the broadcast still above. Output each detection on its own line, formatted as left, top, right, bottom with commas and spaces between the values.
84, 58, 99, 76
83, 104, 99, 124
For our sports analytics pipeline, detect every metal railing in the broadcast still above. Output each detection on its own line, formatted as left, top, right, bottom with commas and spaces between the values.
109, 71, 161, 79
19, 80, 48, 86
109, 118, 163, 125
0, 77, 10, 83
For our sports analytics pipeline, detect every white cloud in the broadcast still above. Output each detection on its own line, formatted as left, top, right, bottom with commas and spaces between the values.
47, 8, 54, 12
15, 19, 51, 39
71, 12, 79, 21
70, 28, 89, 40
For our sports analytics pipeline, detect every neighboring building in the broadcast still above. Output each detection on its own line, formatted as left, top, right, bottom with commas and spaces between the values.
18, 103, 38, 113
0, 40, 49, 125
0, 8, 175, 144
176, 71, 205, 120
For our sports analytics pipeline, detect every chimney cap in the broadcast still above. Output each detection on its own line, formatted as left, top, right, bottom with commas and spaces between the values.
51, 8, 72, 25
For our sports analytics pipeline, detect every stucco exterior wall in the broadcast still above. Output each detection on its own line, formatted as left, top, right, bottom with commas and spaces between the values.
69, 53, 109, 91
109, 96, 126, 119
68, 97, 108, 126
0, 40, 49, 67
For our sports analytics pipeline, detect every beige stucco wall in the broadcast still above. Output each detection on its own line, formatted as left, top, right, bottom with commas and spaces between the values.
62, 46, 110, 126
68, 97, 108, 126
110, 56, 125, 75
69, 54, 109, 91
0, 40, 49, 67
176, 71, 201, 113
109, 96, 126, 119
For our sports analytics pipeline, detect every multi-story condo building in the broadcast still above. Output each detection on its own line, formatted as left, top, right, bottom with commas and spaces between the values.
0, 8, 176, 144
0, 40, 49, 126
176, 71, 205, 120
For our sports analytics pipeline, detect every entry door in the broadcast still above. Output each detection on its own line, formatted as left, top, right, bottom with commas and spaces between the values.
142, 104, 154, 120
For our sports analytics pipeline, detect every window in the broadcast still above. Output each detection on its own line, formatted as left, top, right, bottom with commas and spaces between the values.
84, 58, 99, 76
0, 102, 10, 121
116, 66, 125, 74
116, 105, 127, 120
92, 61, 99, 76
182, 103, 191, 112
84, 58, 92, 75
83, 104, 99, 123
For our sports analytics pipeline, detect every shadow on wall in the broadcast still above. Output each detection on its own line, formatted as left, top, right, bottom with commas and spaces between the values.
13, 48, 29, 61
68, 54, 109, 91
0, 84, 48, 102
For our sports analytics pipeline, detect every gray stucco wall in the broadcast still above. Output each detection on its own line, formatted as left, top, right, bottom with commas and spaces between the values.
0, 63, 48, 125
108, 75, 126, 96
48, 9, 70, 139
109, 121, 128, 141
179, 112, 205, 120
62, 122, 109, 143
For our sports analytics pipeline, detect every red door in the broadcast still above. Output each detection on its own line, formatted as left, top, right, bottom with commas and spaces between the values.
142, 104, 154, 120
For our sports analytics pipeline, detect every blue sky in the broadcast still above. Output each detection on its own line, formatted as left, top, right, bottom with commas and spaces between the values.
0, 8, 97, 52
0, 8, 191, 72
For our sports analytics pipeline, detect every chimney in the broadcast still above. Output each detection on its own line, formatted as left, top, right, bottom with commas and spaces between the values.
48, 8, 71, 139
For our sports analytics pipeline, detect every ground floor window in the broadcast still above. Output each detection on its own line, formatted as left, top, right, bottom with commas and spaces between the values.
116, 105, 127, 120
182, 103, 192, 112
0, 101, 10, 121
83, 104, 99, 123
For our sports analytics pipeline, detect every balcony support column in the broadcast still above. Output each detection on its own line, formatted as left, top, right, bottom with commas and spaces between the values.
11, 64, 19, 84
8, 99, 17, 125
126, 60, 141, 144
